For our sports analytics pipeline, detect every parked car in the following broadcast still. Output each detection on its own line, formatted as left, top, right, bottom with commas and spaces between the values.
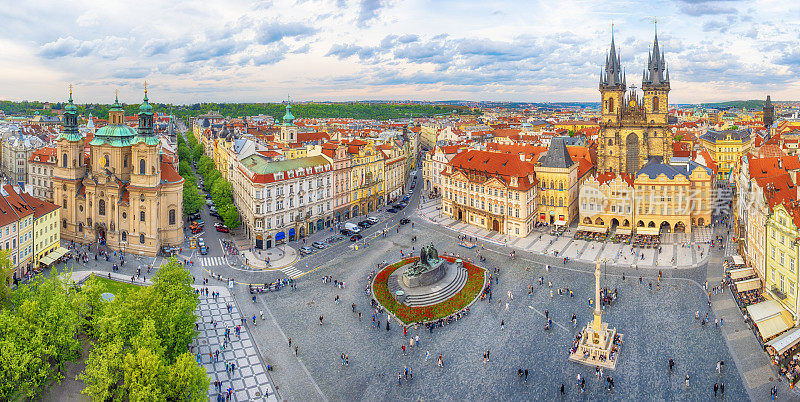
209, 206, 218, 214
358, 220, 371, 228
214, 223, 230, 233
366, 216, 380, 224
199, 245, 209, 255
209, 210, 222, 218
340, 229, 353, 236
192, 219, 205, 226
393, 204, 404, 210
400, 218, 411, 225
327, 235, 343, 243
299, 246, 313, 255
187, 212, 201, 221
387, 208, 398, 213
198, 238, 205, 248
350, 234, 363, 242
410, 183, 415, 189
402, 196, 410, 202
312, 241, 326, 249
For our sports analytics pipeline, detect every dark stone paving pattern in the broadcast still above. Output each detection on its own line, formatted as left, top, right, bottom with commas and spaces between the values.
242, 224, 749, 401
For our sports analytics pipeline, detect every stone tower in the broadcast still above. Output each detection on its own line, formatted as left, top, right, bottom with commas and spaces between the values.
597, 25, 672, 175
763, 95, 774, 128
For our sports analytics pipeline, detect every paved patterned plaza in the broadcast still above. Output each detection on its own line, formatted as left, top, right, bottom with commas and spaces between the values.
195, 286, 277, 401
237, 222, 751, 401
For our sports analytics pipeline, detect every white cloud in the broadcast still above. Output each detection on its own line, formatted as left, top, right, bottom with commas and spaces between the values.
0, 0, 798, 103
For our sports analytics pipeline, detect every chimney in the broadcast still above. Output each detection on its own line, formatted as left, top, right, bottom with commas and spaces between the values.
519, 152, 525, 161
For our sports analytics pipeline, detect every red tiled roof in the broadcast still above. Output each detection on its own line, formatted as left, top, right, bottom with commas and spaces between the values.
29, 146, 57, 164
160, 162, 184, 184
19, 192, 59, 219
444, 149, 536, 190
2, 185, 33, 218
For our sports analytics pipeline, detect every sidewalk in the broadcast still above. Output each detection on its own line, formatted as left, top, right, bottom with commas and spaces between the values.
416, 197, 712, 269
707, 226, 793, 401
241, 246, 298, 270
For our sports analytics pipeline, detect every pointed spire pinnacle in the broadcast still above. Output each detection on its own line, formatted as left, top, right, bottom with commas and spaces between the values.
115, 89, 119, 103
144, 81, 148, 101
68, 84, 73, 102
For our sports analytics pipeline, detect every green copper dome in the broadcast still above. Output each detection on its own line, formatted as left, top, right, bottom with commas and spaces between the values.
138, 84, 153, 115
282, 102, 295, 125
65, 89, 77, 113
90, 124, 137, 147
110, 92, 123, 111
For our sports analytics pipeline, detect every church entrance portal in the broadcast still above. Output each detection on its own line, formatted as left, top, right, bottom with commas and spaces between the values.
626, 133, 639, 174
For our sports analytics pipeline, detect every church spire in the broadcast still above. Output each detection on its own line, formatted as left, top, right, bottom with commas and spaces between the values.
600, 25, 624, 90
643, 20, 669, 87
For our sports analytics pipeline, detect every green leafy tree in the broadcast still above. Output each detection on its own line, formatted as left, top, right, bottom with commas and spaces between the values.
196, 156, 214, 177
79, 338, 125, 401
219, 204, 241, 229
177, 145, 191, 163
192, 143, 204, 162
179, 161, 193, 178
0, 272, 82, 400
211, 180, 233, 206
183, 183, 203, 215
205, 170, 221, 190
165, 352, 210, 401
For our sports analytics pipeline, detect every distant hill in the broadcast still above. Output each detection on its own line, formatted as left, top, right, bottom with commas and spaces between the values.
0, 101, 480, 121
700, 100, 766, 110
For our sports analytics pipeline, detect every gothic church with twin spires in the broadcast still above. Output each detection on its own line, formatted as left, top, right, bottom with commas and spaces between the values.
597, 27, 672, 175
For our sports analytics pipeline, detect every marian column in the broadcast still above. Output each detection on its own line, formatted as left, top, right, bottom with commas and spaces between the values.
593, 260, 603, 333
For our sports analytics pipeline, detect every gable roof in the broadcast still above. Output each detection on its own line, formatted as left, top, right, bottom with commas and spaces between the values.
538, 137, 574, 168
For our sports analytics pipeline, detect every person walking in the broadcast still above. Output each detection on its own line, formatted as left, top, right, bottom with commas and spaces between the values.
425, 349, 430, 361
685, 373, 690, 388
720, 383, 724, 396
438, 354, 443, 367
560, 383, 565, 396
714, 383, 718, 397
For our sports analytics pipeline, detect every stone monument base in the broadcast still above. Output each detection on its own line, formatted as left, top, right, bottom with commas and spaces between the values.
568, 321, 622, 370
402, 259, 447, 287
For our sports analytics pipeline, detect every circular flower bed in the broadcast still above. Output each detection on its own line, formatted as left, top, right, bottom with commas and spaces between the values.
372, 256, 486, 325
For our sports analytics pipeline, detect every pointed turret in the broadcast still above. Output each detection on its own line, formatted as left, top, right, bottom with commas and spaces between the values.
136, 83, 155, 139
643, 22, 669, 88
600, 27, 625, 90
58, 85, 81, 141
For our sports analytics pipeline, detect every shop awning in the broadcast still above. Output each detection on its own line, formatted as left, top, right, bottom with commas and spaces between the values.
730, 267, 756, 280
636, 227, 660, 236
615, 228, 632, 236
39, 254, 56, 266
748, 300, 784, 323
767, 327, 800, 355
577, 225, 607, 233
50, 247, 69, 260
733, 255, 745, 265
554, 220, 567, 227
735, 278, 761, 293
756, 315, 791, 341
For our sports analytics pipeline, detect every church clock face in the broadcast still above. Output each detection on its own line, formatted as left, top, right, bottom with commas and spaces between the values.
629, 99, 636, 108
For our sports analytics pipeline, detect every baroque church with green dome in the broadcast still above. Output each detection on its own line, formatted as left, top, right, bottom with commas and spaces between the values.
53, 86, 185, 256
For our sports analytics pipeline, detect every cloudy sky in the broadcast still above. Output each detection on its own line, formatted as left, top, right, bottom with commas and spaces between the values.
1, 0, 798, 104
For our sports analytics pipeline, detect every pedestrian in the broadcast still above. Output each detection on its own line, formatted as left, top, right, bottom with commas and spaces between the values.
288, 337, 292, 347
714, 383, 718, 397
685, 373, 690, 388
500, 320, 504, 330
319, 315, 324, 325
294, 345, 298, 356
560, 383, 565, 396
720, 383, 725, 396
425, 349, 430, 361
438, 354, 443, 367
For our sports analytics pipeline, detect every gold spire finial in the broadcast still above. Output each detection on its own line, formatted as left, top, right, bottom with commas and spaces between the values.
69, 83, 72, 97
144, 81, 147, 95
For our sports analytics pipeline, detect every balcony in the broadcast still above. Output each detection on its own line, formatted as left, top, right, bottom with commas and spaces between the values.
771, 286, 788, 301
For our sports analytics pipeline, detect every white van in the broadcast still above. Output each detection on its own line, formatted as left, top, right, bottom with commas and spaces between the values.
344, 222, 361, 233
367, 216, 380, 224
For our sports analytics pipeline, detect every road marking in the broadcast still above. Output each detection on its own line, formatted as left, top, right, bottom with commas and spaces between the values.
527, 305, 569, 332
202, 256, 227, 267
281, 266, 304, 279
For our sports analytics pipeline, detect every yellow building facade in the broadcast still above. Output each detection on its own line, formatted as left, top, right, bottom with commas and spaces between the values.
699, 129, 752, 180
441, 150, 538, 237
347, 140, 384, 216
766, 204, 800, 324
